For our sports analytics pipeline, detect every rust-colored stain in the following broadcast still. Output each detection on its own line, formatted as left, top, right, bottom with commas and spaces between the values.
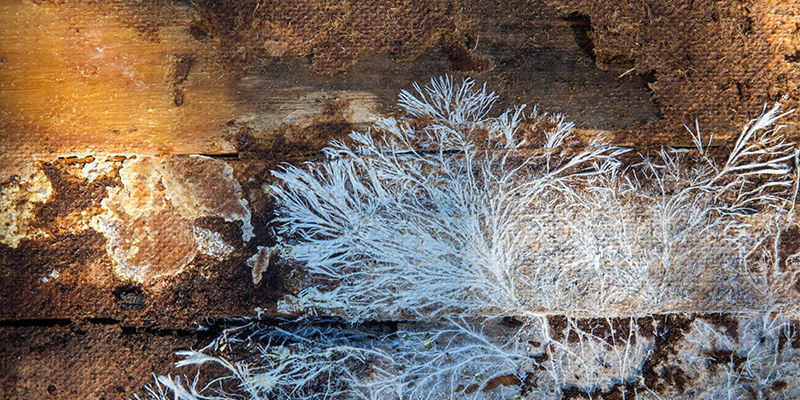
96, 194, 198, 282
0, 155, 284, 323
159, 156, 254, 240
0, 165, 53, 248
93, 155, 253, 282
2, 1, 799, 399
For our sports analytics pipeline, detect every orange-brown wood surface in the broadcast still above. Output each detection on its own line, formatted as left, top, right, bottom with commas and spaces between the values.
1, 0, 798, 398
0, 1, 237, 167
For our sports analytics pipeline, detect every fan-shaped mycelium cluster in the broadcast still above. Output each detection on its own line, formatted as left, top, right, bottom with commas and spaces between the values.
136, 77, 800, 400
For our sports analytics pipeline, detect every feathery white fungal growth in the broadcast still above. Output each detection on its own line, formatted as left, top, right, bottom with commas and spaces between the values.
273, 77, 799, 318
135, 319, 526, 400
135, 77, 800, 400
134, 316, 660, 400
272, 76, 623, 320
674, 312, 800, 399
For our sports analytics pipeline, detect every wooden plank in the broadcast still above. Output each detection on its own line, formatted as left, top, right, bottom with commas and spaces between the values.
0, 1, 237, 164
0, 0, 663, 176
1, 1, 798, 399
0, 0, 667, 325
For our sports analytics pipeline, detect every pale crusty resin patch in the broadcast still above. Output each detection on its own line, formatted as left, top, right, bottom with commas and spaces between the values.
0, 165, 53, 248
247, 245, 278, 285
93, 155, 252, 282
159, 156, 254, 242
194, 226, 234, 260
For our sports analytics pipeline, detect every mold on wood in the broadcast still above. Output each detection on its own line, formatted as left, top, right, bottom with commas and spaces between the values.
1, 0, 799, 398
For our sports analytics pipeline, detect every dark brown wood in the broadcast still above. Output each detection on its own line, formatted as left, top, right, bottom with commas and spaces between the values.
1, 0, 796, 398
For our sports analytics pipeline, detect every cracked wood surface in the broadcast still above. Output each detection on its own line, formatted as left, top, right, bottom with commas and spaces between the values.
1, 0, 798, 399
0, 0, 662, 327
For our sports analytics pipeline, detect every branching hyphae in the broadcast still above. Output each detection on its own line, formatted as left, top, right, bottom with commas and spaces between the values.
134, 317, 660, 400
138, 314, 800, 400
672, 312, 800, 399
134, 77, 800, 400
272, 76, 800, 319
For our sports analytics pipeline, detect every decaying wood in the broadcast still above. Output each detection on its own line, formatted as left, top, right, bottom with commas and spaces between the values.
0, 0, 663, 324
0, 0, 798, 399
